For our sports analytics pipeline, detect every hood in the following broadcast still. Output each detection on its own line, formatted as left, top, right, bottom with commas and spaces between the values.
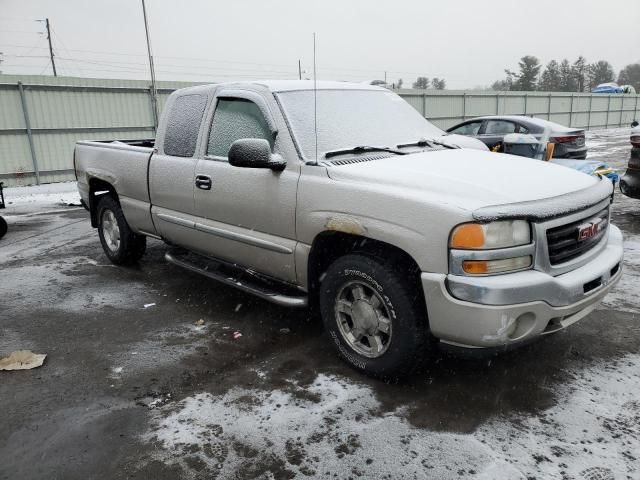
326, 148, 600, 214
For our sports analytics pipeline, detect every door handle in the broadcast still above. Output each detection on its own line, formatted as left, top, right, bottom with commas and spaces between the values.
195, 175, 212, 190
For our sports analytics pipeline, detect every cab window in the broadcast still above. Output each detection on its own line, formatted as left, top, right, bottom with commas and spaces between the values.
207, 98, 273, 158
164, 94, 208, 157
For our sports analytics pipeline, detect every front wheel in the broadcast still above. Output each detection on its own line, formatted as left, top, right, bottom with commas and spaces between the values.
97, 195, 146, 265
319, 253, 430, 379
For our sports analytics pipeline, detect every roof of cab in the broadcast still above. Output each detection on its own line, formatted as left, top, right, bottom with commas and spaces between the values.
172, 80, 386, 96
252, 80, 386, 92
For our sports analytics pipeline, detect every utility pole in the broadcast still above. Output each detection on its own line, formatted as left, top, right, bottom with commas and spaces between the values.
384, 71, 387, 85
45, 18, 57, 76
141, 0, 158, 128
298, 59, 302, 80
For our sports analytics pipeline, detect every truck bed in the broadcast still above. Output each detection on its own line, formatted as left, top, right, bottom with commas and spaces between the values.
74, 138, 157, 236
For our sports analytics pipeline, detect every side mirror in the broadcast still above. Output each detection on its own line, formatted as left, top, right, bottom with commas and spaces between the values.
228, 138, 286, 171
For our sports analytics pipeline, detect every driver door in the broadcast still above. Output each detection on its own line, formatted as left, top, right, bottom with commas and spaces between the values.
192, 94, 300, 283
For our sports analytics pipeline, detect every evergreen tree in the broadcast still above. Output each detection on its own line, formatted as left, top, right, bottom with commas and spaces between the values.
572, 56, 588, 92
588, 61, 615, 89
538, 60, 561, 91
559, 59, 576, 91
506, 56, 541, 91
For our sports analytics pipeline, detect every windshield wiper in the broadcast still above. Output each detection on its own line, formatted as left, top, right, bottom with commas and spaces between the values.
325, 145, 407, 159
397, 138, 459, 149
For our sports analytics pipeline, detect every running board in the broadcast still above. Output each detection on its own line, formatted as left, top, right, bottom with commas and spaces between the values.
164, 250, 308, 308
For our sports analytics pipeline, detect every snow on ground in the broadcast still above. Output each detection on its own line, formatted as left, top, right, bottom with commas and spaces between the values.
2, 181, 80, 207
145, 354, 640, 479
600, 238, 640, 314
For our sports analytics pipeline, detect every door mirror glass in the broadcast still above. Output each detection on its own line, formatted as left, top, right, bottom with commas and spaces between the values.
228, 138, 286, 171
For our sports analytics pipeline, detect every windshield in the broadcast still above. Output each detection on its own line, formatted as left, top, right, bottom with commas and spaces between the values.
276, 89, 444, 160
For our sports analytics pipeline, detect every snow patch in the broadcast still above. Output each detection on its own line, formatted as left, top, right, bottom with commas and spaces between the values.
145, 355, 640, 478
3, 181, 80, 207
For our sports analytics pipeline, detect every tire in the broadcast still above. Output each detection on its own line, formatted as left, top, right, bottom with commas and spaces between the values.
0, 216, 7, 239
319, 253, 430, 379
96, 195, 146, 265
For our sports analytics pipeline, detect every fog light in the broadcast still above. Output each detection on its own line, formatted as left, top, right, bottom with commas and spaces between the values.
462, 256, 532, 275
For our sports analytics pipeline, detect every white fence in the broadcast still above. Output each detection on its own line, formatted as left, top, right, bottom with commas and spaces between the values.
1, 74, 638, 187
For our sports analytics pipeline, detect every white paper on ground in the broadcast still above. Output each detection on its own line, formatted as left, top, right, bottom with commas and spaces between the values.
0, 350, 47, 370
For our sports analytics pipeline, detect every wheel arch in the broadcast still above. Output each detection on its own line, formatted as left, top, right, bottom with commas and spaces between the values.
88, 177, 119, 227
307, 231, 425, 306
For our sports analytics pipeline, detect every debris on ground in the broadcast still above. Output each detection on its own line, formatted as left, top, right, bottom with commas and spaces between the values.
143, 303, 156, 309
194, 319, 205, 326
233, 331, 243, 339
0, 350, 47, 371
235, 304, 243, 312
279, 328, 291, 334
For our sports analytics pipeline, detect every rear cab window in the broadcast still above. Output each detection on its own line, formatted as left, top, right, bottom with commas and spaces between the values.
163, 94, 208, 157
207, 98, 273, 159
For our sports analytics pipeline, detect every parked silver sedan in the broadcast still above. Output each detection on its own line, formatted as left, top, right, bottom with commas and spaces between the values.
446, 115, 587, 159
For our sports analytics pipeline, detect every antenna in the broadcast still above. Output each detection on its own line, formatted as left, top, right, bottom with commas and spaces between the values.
142, 0, 159, 130
313, 32, 318, 165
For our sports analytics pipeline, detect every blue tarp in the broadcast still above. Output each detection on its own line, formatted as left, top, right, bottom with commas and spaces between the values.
552, 158, 619, 183
591, 84, 624, 94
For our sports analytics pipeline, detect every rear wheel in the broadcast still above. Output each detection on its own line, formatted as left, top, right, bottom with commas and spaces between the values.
97, 195, 146, 265
319, 253, 430, 379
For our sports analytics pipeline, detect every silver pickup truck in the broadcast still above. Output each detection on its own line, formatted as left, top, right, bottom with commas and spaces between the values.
74, 81, 623, 378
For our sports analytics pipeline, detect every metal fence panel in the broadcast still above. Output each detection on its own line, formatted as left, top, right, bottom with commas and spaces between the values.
0, 74, 639, 187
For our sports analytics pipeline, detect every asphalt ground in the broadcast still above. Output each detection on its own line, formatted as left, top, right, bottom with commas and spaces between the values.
0, 129, 639, 479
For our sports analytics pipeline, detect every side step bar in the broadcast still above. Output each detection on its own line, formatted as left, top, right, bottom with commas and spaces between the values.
164, 250, 308, 308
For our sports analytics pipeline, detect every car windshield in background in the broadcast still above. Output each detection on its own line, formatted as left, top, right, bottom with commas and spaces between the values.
276, 89, 444, 160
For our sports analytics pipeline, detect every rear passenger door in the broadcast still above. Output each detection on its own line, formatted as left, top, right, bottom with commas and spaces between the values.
192, 93, 300, 283
149, 92, 209, 246
478, 119, 518, 151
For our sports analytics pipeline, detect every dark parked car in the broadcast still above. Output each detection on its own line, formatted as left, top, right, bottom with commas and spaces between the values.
446, 116, 587, 159
620, 125, 640, 199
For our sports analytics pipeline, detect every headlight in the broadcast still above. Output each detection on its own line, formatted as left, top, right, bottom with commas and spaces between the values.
450, 220, 530, 250
449, 220, 533, 276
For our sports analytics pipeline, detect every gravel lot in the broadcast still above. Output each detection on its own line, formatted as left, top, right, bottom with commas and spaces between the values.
1, 129, 639, 480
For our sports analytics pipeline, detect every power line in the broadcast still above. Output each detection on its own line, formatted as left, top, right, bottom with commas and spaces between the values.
44, 18, 56, 76
0, 17, 43, 22
0, 41, 453, 78
0, 29, 43, 34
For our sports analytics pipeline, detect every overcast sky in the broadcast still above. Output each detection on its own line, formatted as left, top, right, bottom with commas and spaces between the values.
1, 0, 639, 89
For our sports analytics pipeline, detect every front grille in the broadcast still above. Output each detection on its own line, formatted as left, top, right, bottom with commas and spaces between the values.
546, 208, 609, 265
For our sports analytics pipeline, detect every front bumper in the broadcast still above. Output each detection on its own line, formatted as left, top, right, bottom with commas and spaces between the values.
421, 225, 624, 349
